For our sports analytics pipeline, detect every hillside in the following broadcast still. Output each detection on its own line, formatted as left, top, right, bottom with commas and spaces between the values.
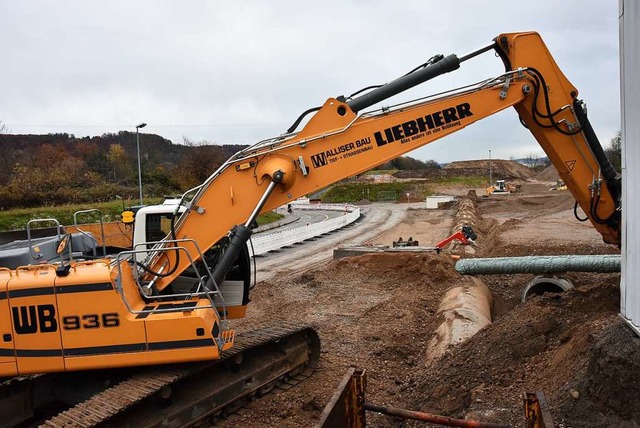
0, 133, 246, 174
0, 133, 536, 210
0, 132, 247, 209
444, 159, 535, 180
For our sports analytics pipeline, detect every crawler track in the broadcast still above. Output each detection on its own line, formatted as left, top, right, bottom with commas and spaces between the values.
1, 323, 320, 428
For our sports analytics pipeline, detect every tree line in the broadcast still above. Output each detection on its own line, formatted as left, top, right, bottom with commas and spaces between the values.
0, 132, 243, 209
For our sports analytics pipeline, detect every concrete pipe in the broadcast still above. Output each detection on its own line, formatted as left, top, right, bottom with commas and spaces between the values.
450, 198, 478, 254
426, 277, 492, 364
521, 276, 574, 302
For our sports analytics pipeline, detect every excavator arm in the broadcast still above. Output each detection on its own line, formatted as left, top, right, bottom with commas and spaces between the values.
145, 31, 620, 295
495, 33, 620, 243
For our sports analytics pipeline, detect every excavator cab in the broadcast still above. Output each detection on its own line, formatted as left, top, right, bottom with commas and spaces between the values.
125, 200, 253, 320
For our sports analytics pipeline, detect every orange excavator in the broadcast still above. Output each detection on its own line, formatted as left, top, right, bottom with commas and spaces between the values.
0, 31, 621, 425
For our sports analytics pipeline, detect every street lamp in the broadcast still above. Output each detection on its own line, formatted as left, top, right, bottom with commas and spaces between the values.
488, 149, 492, 186
135, 122, 147, 206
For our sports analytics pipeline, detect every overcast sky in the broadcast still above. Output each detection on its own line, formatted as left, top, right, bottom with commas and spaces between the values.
1, 1, 620, 162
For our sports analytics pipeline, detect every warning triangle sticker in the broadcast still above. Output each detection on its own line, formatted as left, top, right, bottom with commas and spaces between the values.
565, 160, 576, 172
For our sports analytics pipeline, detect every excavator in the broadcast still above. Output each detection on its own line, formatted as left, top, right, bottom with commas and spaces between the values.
485, 179, 521, 195
0, 31, 621, 426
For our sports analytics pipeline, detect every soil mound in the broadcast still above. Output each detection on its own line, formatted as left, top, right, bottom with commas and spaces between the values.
407, 281, 636, 427
354, 199, 372, 205
333, 252, 459, 284
221, 181, 631, 428
535, 164, 561, 182
445, 159, 534, 180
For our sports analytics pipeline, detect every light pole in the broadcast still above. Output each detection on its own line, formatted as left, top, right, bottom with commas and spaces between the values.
488, 149, 492, 186
135, 122, 147, 206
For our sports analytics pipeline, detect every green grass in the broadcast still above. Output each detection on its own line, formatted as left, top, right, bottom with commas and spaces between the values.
0, 176, 481, 231
321, 175, 487, 203
433, 175, 488, 186
0, 199, 162, 232
322, 182, 433, 203
256, 211, 285, 226
0, 199, 285, 232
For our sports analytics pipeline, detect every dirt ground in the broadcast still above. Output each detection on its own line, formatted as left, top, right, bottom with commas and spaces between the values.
219, 182, 636, 428
370, 208, 454, 247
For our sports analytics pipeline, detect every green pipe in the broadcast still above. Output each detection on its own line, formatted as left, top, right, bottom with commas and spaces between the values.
455, 255, 620, 275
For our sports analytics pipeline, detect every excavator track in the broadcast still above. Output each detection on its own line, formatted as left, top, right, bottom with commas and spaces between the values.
1, 323, 320, 428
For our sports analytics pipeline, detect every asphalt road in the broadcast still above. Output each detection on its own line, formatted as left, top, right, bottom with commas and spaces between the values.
251, 202, 426, 283
253, 209, 343, 237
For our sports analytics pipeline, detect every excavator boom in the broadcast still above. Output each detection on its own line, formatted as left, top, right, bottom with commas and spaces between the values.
149, 31, 620, 295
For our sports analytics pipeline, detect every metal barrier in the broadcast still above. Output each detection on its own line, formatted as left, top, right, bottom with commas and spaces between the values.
250, 204, 360, 256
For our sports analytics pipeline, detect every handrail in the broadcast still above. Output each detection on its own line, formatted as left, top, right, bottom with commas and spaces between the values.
114, 238, 227, 323
114, 239, 228, 351
73, 209, 106, 256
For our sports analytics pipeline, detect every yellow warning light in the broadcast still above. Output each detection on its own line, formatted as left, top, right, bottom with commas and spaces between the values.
122, 210, 135, 224
235, 161, 256, 171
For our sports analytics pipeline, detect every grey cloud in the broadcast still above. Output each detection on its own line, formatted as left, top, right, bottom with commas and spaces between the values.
1, 0, 620, 161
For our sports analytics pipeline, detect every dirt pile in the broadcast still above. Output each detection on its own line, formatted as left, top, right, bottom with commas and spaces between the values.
404, 190, 632, 427
332, 252, 459, 284
406, 279, 636, 427
354, 198, 372, 205
535, 164, 561, 182
445, 159, 535, 180
221, 183, 632, 428
226, 252, 466, 427
357, 173, 397, 183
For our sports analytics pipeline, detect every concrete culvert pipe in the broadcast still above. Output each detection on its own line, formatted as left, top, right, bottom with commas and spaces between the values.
426, 277, 493, 364
521, 276, 574, 302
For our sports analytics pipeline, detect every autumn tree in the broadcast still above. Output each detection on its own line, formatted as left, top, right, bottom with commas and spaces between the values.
0, 132, 244, 208
0, 122, 14, 184
107, 143, 134, 183
378, 156, 441, 171
175, 138, 227, 189
5, 143, 93, 206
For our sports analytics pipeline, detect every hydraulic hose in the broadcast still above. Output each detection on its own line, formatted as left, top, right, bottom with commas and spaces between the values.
573, 100, 621, 206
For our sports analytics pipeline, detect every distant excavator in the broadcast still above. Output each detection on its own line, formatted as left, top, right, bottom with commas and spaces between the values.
550, 179, 568, 191
485, 179, 522, 195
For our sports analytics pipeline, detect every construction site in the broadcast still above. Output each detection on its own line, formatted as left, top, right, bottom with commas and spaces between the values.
227, 178, 630, 427
0, 169, 633, 428
0, 3, 638, 427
